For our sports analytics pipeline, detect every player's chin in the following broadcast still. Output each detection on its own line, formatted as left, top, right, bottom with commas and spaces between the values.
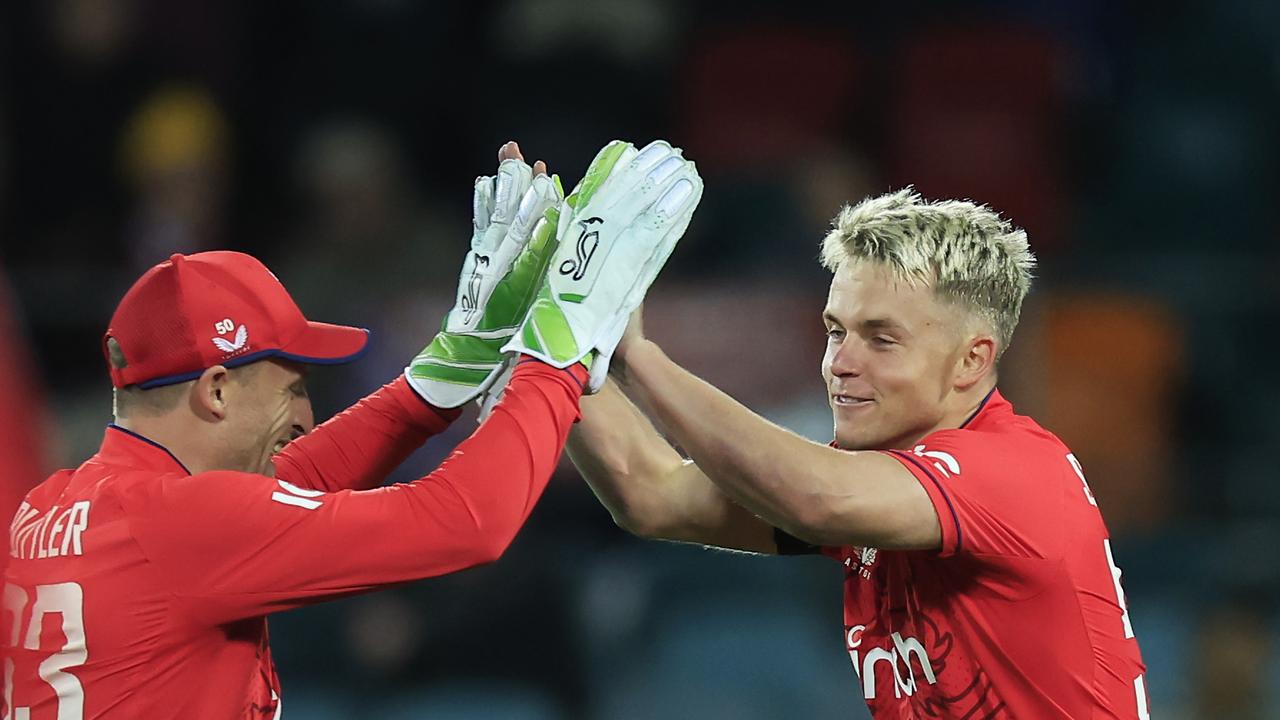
833, 425, 878, 452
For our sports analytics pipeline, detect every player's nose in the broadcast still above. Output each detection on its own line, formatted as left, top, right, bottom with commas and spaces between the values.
827, 339, 865, 377
296, 399, 316, 434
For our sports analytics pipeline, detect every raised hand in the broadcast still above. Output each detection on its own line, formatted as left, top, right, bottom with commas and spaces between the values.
502, 139, 703, 392
406, 142, 564, 408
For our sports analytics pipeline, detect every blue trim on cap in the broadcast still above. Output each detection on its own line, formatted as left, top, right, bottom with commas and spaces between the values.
107, 423, 192, 475
136, 334, 372, 390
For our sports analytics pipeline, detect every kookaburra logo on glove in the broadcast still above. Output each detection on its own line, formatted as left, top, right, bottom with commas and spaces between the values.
560, 216, 603, 281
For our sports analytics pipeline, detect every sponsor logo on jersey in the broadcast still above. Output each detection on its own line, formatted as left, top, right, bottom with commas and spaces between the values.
845, 623, 938, 700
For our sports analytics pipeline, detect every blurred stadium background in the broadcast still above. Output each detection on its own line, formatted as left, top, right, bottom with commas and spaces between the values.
2, 1, 1278, 718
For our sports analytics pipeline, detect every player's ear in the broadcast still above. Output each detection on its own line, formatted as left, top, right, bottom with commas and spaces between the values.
953, 334, 996, 391
191, 365, 231, 421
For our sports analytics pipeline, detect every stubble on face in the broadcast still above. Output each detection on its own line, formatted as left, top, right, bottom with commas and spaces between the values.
224, 361, 312, 476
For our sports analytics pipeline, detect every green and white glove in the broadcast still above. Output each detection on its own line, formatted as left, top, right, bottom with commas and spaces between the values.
501, 139, 703, 392
406, 158, 564, 408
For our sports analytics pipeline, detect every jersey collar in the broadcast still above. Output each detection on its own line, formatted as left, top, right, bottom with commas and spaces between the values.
959, 387, 1010, 429
98, 424, 192, 475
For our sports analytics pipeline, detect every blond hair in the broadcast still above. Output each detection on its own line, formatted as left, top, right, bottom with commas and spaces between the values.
820, 188, 1036, 356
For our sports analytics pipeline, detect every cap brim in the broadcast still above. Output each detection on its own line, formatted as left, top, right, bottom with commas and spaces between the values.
277, 321, 370, 365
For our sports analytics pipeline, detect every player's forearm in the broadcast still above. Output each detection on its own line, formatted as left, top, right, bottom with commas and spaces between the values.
567, 381, 690, 536
274, 376, 460, 492
413, 360, 585, 564
145, 363, 586, 620
617, 340, 859, 542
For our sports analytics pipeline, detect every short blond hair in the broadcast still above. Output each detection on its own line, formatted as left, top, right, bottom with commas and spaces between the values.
820, 188, 1036, 356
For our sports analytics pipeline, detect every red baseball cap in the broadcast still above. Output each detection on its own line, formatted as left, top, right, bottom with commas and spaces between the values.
104, 251, 369, 389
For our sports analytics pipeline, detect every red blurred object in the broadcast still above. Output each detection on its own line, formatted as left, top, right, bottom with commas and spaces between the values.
0, 270, 50, 570
678, 24, 861, 173
888, 24, 1065, 249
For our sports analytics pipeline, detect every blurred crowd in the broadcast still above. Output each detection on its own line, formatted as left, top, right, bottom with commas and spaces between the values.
2, 1, 1278, 718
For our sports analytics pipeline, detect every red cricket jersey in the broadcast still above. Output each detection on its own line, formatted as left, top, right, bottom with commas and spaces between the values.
828, 390, 1148, 719
2, 363, 584, 719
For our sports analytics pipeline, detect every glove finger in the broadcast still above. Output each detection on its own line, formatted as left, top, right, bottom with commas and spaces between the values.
616, 169, 704, 315
473, 175, 495, 238
566, 140, 637, 211
590, 141, 681, 209
630, 140, 679, 174
491, 158, 534, 226
636, 170, 703, 274
645, 171, 703, 225
630, 154, 695, 207
479, 159, 533, 253
506, 173, 562, 255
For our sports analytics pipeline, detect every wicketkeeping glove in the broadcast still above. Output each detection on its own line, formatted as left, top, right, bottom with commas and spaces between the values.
501, 139, 703, 392
406, 158, 564, 408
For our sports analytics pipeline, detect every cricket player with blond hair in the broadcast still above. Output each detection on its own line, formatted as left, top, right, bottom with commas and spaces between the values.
566, 188, 1150, 718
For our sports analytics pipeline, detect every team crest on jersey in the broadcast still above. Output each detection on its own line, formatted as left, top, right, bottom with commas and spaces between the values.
845, 546, 879, 580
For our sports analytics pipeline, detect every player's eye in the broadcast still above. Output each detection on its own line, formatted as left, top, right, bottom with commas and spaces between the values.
825, 327, 845, 341
871, 335, 897, 347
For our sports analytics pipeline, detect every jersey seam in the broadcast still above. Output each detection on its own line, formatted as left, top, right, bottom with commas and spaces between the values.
1057, 464, 1108, 718
885, 449, 963, 553
1067, 546, 1107, 719
107, 483, 187, 696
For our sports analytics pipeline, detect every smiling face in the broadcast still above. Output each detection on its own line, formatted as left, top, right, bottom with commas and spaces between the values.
821, 261, 981, 451
218, 359, 314, 475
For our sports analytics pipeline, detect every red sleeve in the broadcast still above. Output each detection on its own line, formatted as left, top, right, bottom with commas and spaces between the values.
272, 376, 461, 493
121, 361, 586, 625
881, 432, 1066, 560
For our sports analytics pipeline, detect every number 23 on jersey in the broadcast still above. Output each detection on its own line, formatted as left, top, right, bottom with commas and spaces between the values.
4, 581, 86, 720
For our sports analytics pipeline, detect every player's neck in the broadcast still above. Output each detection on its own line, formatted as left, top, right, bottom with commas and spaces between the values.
936, 380, 997, 435
114, 414, 219, 476
894, 380, 998, 450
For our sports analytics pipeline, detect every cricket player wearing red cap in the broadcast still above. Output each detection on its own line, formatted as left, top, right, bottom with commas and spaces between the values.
1, 139, 703, 719
565, 189, 1148, 718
